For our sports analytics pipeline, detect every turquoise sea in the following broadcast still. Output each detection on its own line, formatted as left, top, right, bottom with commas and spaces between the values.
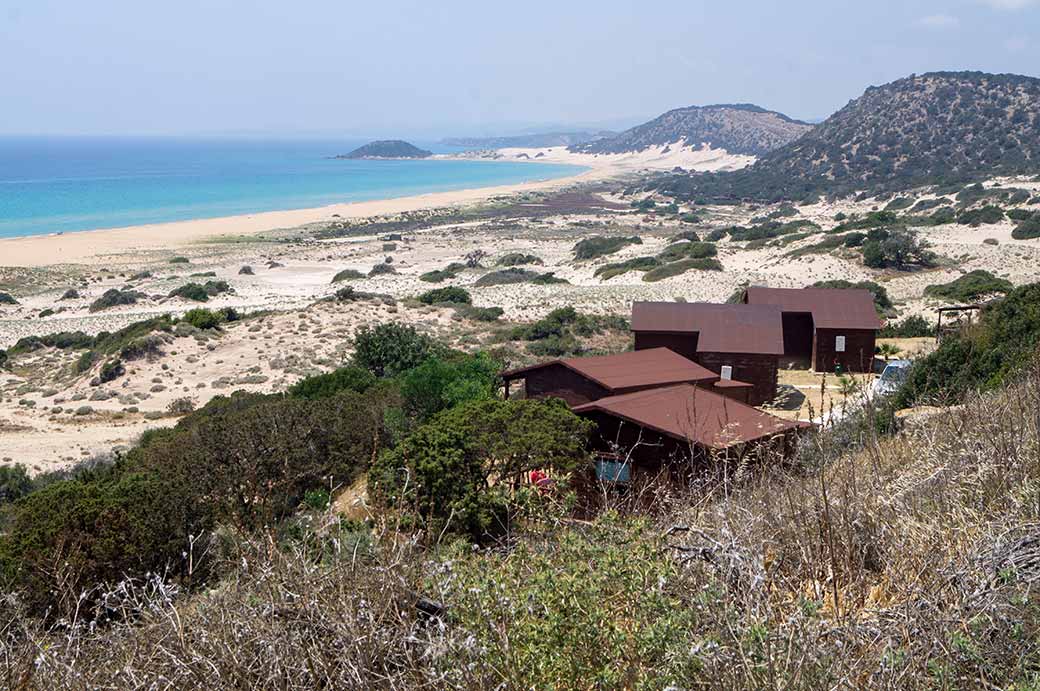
0, 137, 585, 239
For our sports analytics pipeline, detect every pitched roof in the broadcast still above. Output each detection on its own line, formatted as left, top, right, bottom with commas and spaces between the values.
630, 302, 785, 355
744, 286, 882, 330
501, 348, 718, 392
573, 384, 808, 449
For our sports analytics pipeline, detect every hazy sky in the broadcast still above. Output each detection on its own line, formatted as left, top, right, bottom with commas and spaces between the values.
2, 0, 1039, 138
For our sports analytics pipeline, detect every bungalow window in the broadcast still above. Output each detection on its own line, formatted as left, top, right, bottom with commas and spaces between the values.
835, 335, 846, 352
595, 459, 631, 483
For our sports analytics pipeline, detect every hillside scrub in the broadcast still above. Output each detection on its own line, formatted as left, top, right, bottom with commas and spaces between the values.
594, 256, 660, 280
898, 282, 1040, 406
643, 257, 723, 281
473, 268, 568, 287
89, 288, 143, 312
331, 268, 365, 283
1012, 216, 1040, 240
168, 280, 231, 302
924, 270, 1014, 302
418, 286, 471, 305
657, 241, 717, 262
572, 235, 642, 260
495, 253, 543, 267
8, 352, 1040, 687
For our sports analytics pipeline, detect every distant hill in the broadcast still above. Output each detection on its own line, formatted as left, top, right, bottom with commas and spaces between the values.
338, 140, 432, 159
653, 72, 1040, 202
441, 131, 614, 149
571, 104, 812, 157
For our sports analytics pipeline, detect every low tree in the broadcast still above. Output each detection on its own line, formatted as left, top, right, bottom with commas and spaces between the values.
369, 398, 593, 541
353, 323, 441, 377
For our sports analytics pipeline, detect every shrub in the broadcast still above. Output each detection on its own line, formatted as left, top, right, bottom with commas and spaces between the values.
512, 307, 579, 341
368, 263, 397, 277
572, 236, 642, 260
89, 288, 142, 312
454, 305, 504, 322
168, 281, 230, 302
526, 333, 581, 357
168, 256, 190, 264
166, 397, 196, 415
879, 314, 935, 338
642, 258, 723, 282
98, 359, 125, 383
238, 265, 254, 275
1012, 216, 1040, 240
924, 270, 1013, 302
399, 352, 501, 423
495, 253, 543, 267
860, 229, 935, 269
897, 283, 1040, 406
368, 398, 592, 540
957, 205, 1005, 227
60, 289, 79, 300
474, 269, 567, 287
594, 257, 660, 280
812, 280, 893, 312
182, 308, 223, 330
418, 287, 471, 305
657, 241, 717, 262
0, 464, 33, 503
353, 323, 440, 377
119, 335, 166, 361
706, 228, 728, 241
678, 213, 701, 224
331, 269, 365, 283
288, 365, 378, 400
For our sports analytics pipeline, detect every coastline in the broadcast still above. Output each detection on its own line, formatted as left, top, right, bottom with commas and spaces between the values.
0, 143, 750, 267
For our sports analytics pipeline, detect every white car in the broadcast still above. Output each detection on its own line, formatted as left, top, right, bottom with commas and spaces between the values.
873, 359, 911, 397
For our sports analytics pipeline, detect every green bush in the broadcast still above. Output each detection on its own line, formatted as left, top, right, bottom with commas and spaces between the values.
957, 205, 1005, 227
512, 307, 579, 341
353, 323, 440, 377
924, 270, 1013, 302
331, 269, 365, 283
573, 236, 642, 260
657, 241, 717, 262
642, 258, 723, 282
0, 292, 18, 305
495, 253, 543, 267
879, 315, 935, 338
0, 464, 33, 503
168, 281, 230, 302
454, 305, 504, 322
419, 263, 466, 283
368, 398, 592, 540
99, 359, 125, 383
860, 229, 935, 269
418, 287, 471, 305
168, 256, 190, 264
474, 268, 568, 287
526, 333, 581, 357
288, 365, 377, 400
368, 263, 397, 277
182, 308, 223, 329
812, 280, 893, 312
594, 257, 660, 280
89, 288, 142, 312
399, 352, 501, 423
897, 283, 1040, 406
1012, 216, 1040, 240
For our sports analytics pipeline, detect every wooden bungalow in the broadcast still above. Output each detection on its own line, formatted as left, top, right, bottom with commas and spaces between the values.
573, 383, 809, 489
501, 347, 754, 406
742, 286, 882, 373
630, 302, 784, 405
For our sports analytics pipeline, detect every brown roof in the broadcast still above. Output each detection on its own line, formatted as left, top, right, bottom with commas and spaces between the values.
630, 302, 785, 355
744, 286, 882, 330
574, 384, 808, 449
713, 378, 754, 389
501, 348, 718, 392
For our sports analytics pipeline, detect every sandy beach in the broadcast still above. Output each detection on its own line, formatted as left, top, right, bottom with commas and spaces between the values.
0, 143, 745, 268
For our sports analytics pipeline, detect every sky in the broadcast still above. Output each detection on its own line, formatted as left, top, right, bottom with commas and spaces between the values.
1, 0, 1038, 138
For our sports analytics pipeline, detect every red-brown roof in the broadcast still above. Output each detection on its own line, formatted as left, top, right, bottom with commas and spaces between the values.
630, 302, 785, 355
744, 286, 882, 330
573, 384, 808, 449
501, 347, 718, 392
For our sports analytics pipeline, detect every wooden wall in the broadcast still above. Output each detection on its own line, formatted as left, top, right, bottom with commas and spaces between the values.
697, 351, 779, 405
520, 363, 609, 406
813, 328, 877, 373
632, 331, 699, 361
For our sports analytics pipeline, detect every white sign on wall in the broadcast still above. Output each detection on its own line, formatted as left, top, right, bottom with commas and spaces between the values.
835, 335, 846, 352
720, 365, 733, 380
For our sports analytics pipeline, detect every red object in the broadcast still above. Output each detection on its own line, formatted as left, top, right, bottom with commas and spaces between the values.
529, 469, 552, 493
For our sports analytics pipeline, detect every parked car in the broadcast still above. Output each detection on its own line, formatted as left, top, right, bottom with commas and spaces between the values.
873, 359, 911, 397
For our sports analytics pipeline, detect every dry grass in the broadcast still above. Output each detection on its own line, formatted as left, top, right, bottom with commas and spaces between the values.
3, 359, 1040, 688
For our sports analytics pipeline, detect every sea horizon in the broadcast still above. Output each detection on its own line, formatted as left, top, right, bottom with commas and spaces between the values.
0, 135, 586, 239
